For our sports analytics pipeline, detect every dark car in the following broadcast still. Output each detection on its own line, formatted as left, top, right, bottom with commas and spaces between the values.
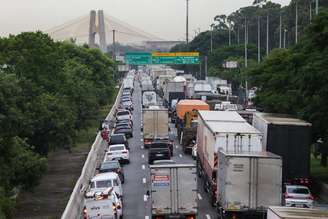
115, 123, 132, 130
151, 140, 174, 156
108, 134, 129, 149
98, 160, 125, 183
148, 148, 171, 164
114, 127, 133, 138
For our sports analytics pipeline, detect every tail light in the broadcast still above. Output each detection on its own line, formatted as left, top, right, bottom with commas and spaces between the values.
107, 152, 113, 155
284, 193, 294, 199
308, 195, 314, 200
186, 216, 195, 219
83, 207, 88, 218
122, 151, 128, 154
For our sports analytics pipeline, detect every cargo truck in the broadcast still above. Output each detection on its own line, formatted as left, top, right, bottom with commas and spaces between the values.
142, 108, 169, 148
149, 164, 197, 219
267, 206, 328, 219
216, 151, 282, 219
163, 81, 186, 108
175, 100, 210, 153
253, 113, 312, 184
197, 111, 263, 205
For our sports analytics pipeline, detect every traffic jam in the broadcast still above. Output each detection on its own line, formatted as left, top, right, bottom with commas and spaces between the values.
82, 66, 327, 219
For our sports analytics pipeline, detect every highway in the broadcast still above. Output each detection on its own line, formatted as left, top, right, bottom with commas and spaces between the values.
122, 80, 217, 219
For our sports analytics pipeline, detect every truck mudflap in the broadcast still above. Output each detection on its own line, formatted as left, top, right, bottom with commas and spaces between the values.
217, 207, 267, 219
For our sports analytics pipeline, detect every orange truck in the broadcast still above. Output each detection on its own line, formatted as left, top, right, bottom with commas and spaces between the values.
175, 100, 209, 153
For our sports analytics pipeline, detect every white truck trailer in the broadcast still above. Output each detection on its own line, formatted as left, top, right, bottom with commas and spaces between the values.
267, 206, 328, 219
197, 111, 263, 205
149, 164, 197, 218
216, 151, 282, 219
142, 108, 169, 148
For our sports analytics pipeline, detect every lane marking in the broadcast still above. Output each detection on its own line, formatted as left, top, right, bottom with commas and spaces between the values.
145, 216, 149, 219
142, 154, 145, 159
140, 139, 143, 142
143, 194, 148, 202
142, 164, 145, 170
179, 154, 183, 158
175, 145, 178, 149
206, 214, 211, 219
143, 178, 146, 184
141, 145, 144, 149
197, 193, 202, 200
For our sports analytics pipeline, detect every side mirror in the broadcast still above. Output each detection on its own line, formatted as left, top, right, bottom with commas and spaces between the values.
116, 205, 122, 210
146, 190, 150, 196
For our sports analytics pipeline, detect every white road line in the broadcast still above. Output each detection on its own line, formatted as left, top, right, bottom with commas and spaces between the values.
140, 139, 143, 142
143, 194, 148, 202
179, 154, 183, 158
175, 145, 178, 149
142, 164, 145, 170
141, 145, 144, 149
145, 216, 149, 219
206, 214, 211, 219
143, 178, 146, 184
142, 154, 145, 159
197, 193, 202, 200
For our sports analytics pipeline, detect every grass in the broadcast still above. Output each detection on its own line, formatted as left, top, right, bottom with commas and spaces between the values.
310, 154, 328, 184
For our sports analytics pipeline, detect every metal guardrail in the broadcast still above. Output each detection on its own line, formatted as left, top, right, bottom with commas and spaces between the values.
61, 86, 122, 219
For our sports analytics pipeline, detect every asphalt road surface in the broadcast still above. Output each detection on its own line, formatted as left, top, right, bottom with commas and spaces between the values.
121, 80, 218, 219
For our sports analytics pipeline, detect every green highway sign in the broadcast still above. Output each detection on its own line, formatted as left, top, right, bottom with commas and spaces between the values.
124, 52, 200, 65
125, 52, 152, 65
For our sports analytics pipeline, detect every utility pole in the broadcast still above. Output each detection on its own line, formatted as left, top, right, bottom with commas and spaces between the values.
112, 29, 116, 60
279, 12, 282, 48
228, 21, 231, 46
266, 13, 269, 56
284, 29, 287, 48
245, 17, 248, 68
210, 24, 213, 53
296, 1, 298, 44
205, 56, 208, 80
237, 26, 240, 45
315, 0, 319, 15
310, 1, 312, 23
258, 16, 261, 63
186, 0, 189, 44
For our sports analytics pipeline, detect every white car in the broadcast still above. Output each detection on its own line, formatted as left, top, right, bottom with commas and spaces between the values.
116, 110, 132, 121
284, 185, 314, 208
104, 144, 130, 164
192, 143, 197, 160
84, 187, 123, 219
88, 172, 123, 198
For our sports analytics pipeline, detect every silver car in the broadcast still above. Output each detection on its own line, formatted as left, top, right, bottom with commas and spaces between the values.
284, 185, 314, 208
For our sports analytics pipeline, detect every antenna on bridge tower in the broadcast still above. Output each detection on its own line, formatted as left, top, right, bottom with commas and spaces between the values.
88, 10, 107, 53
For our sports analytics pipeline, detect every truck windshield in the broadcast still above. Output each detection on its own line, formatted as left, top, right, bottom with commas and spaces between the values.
96, 180, 113, 188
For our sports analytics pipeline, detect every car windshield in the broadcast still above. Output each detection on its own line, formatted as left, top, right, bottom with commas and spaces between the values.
96, 180, 112, 188
110, 146, 125, 151
101, 162, 120, 169
288, 187, 309, 194
117, 111, 129, 116
111, 135, 125, 142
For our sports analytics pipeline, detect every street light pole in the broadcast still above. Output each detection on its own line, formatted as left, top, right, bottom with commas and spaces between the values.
258, 16, 261, 63
284, 29, 287, 48
210, 25, 213, 53
316, 0, 319, 15
186, 0, 189, 44
228, 21, 231, 46
245, 16, 248, 68
279, 12, 282, 48
296, 1, 298, 44
112, 29, 116, 60
266, 13, 269, 56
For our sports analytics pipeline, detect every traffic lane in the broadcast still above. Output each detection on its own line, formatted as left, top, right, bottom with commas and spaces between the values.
197, 176, 217, 219
122, 81, 148, 219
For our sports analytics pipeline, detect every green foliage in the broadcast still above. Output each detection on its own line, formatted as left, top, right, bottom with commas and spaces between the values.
249, 9, 328, 142
0, 32, 115, 218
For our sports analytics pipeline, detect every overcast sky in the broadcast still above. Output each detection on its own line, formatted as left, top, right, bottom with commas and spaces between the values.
0, 0, 291, 41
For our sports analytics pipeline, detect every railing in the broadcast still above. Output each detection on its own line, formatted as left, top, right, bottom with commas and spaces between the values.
61, 86, 122, 219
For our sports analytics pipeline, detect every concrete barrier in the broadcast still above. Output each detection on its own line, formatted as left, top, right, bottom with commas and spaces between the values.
61, 86, 122, 219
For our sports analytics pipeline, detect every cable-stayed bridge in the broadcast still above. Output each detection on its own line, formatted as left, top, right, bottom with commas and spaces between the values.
46, 10, 182, 52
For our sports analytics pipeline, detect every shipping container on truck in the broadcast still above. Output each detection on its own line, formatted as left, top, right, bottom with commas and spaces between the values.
197, 111, 263, 205
252, 113, 312, 184
267, 206, 328, 219
163, 81, 186, 107
142, 108, 169, 148
216, 151, 282, 219
149, 164, 197, 219
175, 100, 210, 153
